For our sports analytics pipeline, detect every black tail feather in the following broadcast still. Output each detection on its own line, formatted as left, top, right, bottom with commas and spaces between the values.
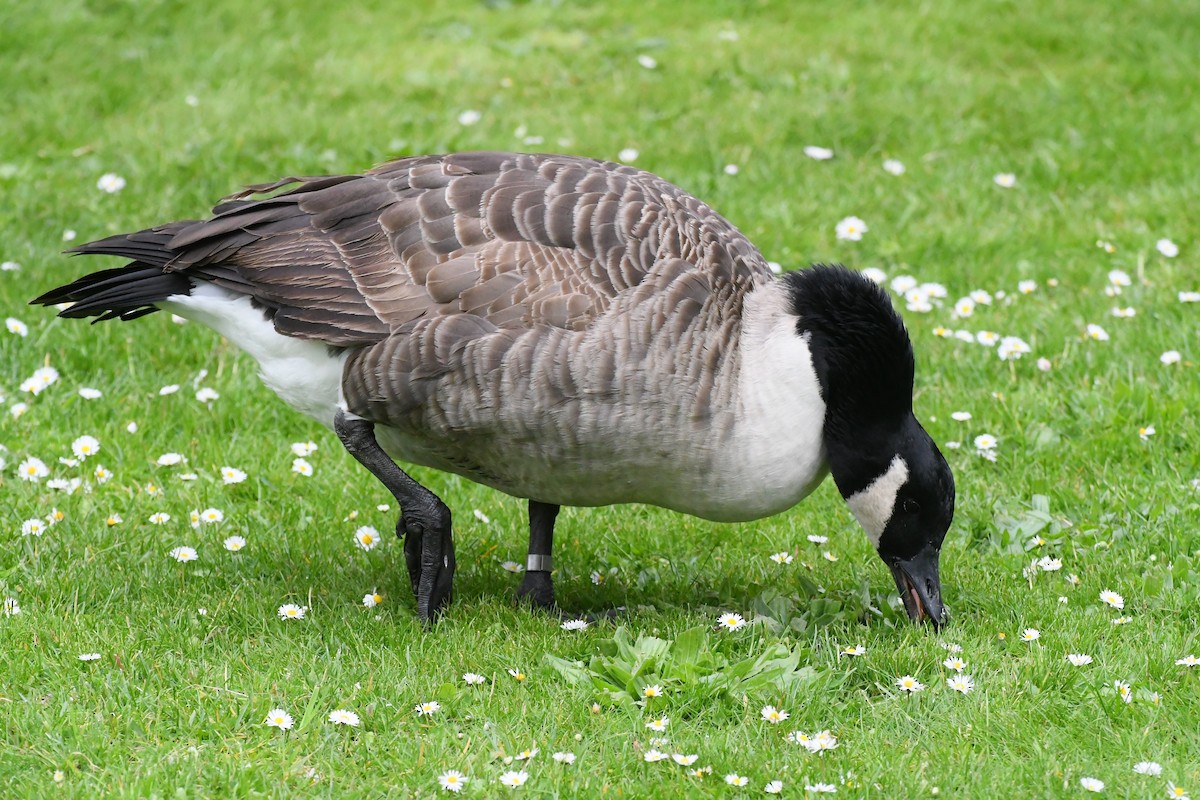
32, 222, 198, 321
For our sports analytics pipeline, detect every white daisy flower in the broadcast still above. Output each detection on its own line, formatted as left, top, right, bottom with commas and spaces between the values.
1156, 238, 1179, 257
498, 769, 528, 786
993, 173, 1016, 188
290, 441, 318, 457
760, 705, 789, 723
17, 456, 49, 481
6, 317, 28, 337
1067, 654, 1093, 666
292, 458, 314, 477
637, 54, 658, 69
835, 216, 868, 242
717, 612, 747, 630
200, 508, 224, 524
861, 267, 888, 284
560, 619, 589, 631
463, 673, 486, 685
895, 675, 925, 692
328, 709, 360, 727
457, 109, 481, 126
220, 466, 247, 484
21, 518, 46, 537
552, 751, 576, 764
973, 434, 998, 451
438, 770, 468, 792
1099, 589, 1124, 610
415, 701, 441, 716
1079, 777, 1104, 792
169, 546, 198, 562
354, 526, 380, 551
1132, 762, 1162, 775
265, 708, 293, 730
1019, 628, 1040, 642
804, 145, 834, 160
223, 536, 246, 552
769, 552, 793, 564
946, 674, 974, 694
278, 604, 307, 620
883, 159, 905, 175
617, 148, 639, 163
78, 652, 102, 661
1160, 350, 1182, 365
1018, 279, 1038, 294
998, 336, 1031, 360
97, 173, 126, 193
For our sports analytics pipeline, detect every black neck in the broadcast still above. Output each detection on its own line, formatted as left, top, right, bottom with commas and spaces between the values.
783, 265, 916, 495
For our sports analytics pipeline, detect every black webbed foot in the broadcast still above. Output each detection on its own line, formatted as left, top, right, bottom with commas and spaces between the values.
516, 569, 555, 611
335, 409, 456, 622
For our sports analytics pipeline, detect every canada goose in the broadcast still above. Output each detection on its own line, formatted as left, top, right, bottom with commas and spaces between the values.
34, 151, 955, 626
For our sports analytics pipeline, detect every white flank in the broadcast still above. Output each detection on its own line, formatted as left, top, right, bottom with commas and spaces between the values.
163, 284, 345, 427
845, 454, 909, 546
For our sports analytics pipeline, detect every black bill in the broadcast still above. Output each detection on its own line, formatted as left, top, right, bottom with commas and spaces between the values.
888, 544, 946, 627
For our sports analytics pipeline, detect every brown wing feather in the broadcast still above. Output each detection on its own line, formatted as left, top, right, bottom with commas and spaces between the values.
140, 152, 771, 421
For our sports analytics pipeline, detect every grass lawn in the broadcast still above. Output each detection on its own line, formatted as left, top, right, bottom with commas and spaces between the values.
2, 0, 1199, 796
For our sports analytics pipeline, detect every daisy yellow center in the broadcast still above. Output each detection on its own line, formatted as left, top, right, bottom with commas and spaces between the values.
362, 534, 373, 544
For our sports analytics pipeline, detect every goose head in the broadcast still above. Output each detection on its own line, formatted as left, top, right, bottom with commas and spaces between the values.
785, 265, 956, 627
830, 417, 954, 627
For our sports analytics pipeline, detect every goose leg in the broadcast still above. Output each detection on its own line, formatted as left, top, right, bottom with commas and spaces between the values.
516, 500, 557, 611
334, 409, 455, 621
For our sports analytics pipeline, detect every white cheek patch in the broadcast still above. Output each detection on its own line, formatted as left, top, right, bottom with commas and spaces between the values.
845, 455, 909, 547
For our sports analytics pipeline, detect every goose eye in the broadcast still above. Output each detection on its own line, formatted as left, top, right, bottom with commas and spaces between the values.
902, 498, 921, 515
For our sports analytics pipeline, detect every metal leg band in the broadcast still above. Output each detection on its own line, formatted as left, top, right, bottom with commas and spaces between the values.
526, 554, 553, 572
